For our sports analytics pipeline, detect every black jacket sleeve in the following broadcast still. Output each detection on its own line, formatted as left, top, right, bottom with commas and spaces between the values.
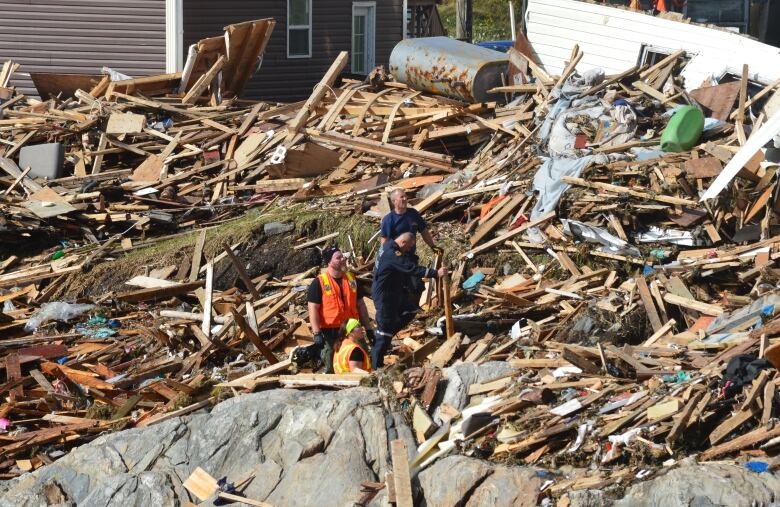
395, 255, 436, 279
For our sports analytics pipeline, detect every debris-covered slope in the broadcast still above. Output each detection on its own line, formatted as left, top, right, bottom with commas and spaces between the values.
1, 16, 780, 505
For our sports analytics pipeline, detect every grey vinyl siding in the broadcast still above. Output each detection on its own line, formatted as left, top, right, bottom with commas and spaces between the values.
183, 0, 404, 102
0, 0, 166, 98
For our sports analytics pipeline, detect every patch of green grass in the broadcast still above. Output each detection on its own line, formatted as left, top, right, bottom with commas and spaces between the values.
438, 0, 522, 42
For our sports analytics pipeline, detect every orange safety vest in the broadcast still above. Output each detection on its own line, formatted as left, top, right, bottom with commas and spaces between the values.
334, 339, 372, 373
318, 270, 359, 328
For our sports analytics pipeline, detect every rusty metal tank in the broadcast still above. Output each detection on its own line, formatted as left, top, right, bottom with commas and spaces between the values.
389, 36, 509, 103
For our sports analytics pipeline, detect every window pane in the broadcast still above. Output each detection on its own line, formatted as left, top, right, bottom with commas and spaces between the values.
289, 0, 310, 26
353, 15, 365, 36
289, 28, 309, 56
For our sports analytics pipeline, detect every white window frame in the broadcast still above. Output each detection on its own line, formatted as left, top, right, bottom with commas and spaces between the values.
351, 1, 376, 74
287, 0, 313, 59
165, 0, 184, 72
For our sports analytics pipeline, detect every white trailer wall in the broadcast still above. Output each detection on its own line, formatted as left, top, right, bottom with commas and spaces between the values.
525, 0, 780, 88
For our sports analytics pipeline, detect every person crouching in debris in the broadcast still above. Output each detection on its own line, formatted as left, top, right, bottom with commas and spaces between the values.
371, 233, 447, 368
334, 318, 372, 374
292, 247, 374, 373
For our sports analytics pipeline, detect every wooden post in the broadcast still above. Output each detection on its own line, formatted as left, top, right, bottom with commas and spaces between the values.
286, 51, 349, 142
442, 273, 454, 338
390, 440, 413, 507
433, 251, 443, 308
456, 0, 473, 42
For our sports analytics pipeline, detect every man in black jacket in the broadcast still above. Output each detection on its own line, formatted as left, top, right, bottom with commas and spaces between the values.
371, 232, 447, 368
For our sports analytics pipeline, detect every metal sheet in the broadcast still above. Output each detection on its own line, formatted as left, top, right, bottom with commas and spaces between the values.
389, 37, 508, 103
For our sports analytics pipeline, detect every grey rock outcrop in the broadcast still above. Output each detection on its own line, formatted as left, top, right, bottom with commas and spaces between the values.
4, 382, 780, 507
418, 455, 544, 507
0, 388, 406, 507
614, 461, 780, 507
434, 361, 516, 424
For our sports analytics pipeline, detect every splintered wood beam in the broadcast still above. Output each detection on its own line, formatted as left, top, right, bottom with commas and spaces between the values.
182, 55, 226, 104
469, 193, 525, 246
390, 440, 413, 507
231, 309, 279, 364
224, 244, 261, 299
286, 51, 349, 141
116, 280, 205, 303
635, 276, 663, 333
561, 176, 697, 206
700, 423, 780, 461
189, 229, 207, 282
463, 211, 555, 258
662, 293, 724, 316
201, 261, 214, 337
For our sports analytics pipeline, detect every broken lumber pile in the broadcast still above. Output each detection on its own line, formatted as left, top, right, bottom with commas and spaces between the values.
0, 28, 780, 503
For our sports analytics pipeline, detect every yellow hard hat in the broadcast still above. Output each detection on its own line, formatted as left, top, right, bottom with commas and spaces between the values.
345, 318, 361, 336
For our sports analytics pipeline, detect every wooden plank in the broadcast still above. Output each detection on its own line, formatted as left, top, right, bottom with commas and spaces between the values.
700, 423, 780, 461
183, 466, 220, 501
709, 406, 758, 445
561, 176, 696, 206
643, 318, 676, 346
116, 281, 205, 303
761, 381, 775, 425
390, 440, 413, 507
5, 353, 22, 398
224, 245, 261, 299
255, 290, 298, 328
737, 63, 749, 124
470, 193, 525, 246
428, 333, 462, 368
308, 130, 453, 172
663, 293, 724, 316
666, 391, 703, 444
463, 211, 556, 258
740, 370, 769, 411
293, 232, 339, 250
635, 276, 663, 333
0, 157, 42, 192
189, 229, 207, 282
279, 373, 364, 387
182, 55, 226, 104
562, 346, 600, 374
201, 261, 214, 338
91, 133, 108, 175
286, 52, 349, 141
217, 359, 291, 388
231, 309, 278, 364
684, 157, 723, 179
442, 274, 454, 338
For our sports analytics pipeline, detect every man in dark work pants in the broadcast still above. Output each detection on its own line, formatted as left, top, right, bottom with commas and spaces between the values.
371, 233, 447, 369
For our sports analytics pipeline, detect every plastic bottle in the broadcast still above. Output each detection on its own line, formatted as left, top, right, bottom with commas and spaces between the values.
661, 106, 704, 152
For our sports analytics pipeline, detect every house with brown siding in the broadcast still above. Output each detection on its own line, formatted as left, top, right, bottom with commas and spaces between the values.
0, 0, 444, 102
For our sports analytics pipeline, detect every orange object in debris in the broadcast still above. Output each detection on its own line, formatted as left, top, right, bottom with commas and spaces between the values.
766, 342, 780, 369
480, 195, 508, 220
656, 0, 667, 12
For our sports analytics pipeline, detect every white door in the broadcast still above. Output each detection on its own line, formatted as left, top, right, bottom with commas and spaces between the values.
352, 2, 376, 74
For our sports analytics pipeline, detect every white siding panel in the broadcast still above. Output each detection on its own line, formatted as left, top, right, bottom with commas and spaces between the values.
526, 0, 780, 88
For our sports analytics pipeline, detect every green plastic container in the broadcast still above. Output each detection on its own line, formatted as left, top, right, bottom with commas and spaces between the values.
661, 105, 704, 152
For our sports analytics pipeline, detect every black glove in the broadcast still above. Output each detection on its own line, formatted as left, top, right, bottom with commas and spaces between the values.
365, 328, 375, 344
313, 331, 325, 347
